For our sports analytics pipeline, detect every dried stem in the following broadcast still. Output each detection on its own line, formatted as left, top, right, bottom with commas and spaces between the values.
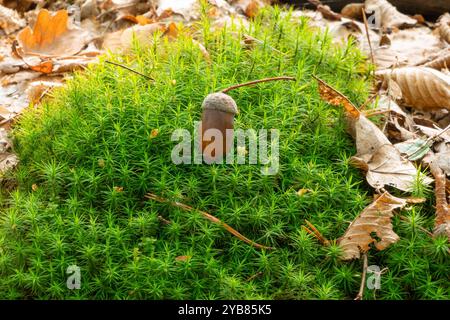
302, 219, 330, 246
221, 76, 296, 94
145, 193, 273, 250
361, 8, 375, 68
105, 60, 154, 81
359, 93, 378, 110
355, 252, 368, 300
364, 109, 393, 118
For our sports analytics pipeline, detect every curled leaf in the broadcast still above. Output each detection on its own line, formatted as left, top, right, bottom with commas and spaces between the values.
376, 67, 450, 110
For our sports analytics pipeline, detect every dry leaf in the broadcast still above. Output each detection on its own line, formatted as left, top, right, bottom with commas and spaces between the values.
365, 0, 417, 29
121, 14, 153, 26
244, 0, 259, 18
17, 9, 89, 56
314, 76, 360, 119
164, 22, 178, 38
29, 60, 53, 73
313, 77, 429, 191
156, 0, 200, 21
338, 192, 407, 260
423, 51, 450, 71
374, 28, 444, 69
341, 3, 365, 20
0, 129, 18, 174
102, 23, 164, 52
376, 67, 450, 110
438, 13, 450, 44
317, 4, 342, 21
430, 164, 450, 239
0, 4, 25, 35
394, 138, 430, 161
351, 144, 432, 192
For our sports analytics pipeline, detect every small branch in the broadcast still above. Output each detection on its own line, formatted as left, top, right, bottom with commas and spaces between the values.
221, 76, 296, 94
105, 60, 154, 81
246, 271, 264, 282
302, 219, 330, 246
361, 8, 375, 68
359, 93, 378, 110
355, 252, 368, 300
145, 193, 273, 250
364, 109, 393, 118
157, 215, 171, 225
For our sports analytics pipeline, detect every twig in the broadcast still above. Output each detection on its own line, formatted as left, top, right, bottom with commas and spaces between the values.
105, 60, 154, 81
302, 219, 330, 246
221, 76, 296, 94
364, 109, 393, 118
361, 8, 375, 68
157, 215, 171, 225
246, 271, 264, 282
145, 193, 273, 250
359, 93, 378, 110
355, 252, 368, 300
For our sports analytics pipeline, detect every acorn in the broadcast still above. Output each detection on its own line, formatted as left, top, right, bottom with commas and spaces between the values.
200, 92, 238, 163
199, 76, 296, 163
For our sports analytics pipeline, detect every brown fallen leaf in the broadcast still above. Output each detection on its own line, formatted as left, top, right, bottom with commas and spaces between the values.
0, 4, 25, 35
438, 13, 450, 44
156, 0, 200, 21
364, 0, 417, 29
29, 60, 53, 74
314, 76, 432, 191
341, 3, 365, 20
376, 67, 450, 110
351, 144, 432, 192
430, 164, 450, 239
0, 129, 18, 174
102, 22, 164, 52
423, 51, 450, 71
338, 192, 407, 260
17, 9, 89, 56
121, 14, 153, 26
313, 75, 360, 119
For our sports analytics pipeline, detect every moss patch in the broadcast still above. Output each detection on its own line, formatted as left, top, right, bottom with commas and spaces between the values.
0, 8, 447, 299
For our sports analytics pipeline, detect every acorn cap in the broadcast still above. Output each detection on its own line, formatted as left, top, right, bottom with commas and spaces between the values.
202, 92, 238, 115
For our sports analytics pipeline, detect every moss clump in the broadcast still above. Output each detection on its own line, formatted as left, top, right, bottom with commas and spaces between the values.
0, 7, 447, 299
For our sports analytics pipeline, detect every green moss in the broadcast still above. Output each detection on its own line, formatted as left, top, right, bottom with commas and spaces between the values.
0, 7, 447, 299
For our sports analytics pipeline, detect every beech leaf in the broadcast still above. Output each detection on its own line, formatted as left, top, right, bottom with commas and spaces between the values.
338, 192, 407, 260
376, 67, 450, 110
17, 9, 89, 57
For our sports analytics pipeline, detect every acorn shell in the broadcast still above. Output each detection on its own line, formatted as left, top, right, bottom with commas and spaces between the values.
201, 92, 238, 115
